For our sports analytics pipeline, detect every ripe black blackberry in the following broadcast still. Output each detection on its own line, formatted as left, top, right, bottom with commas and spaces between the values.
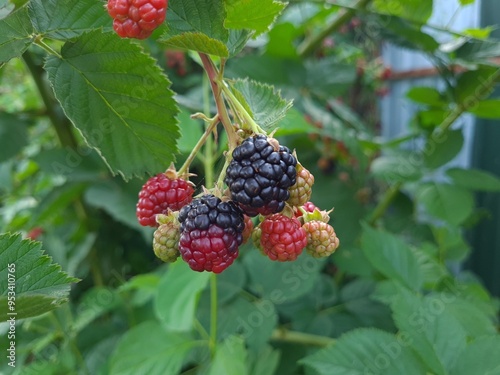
224, 135, 297, 216
178, 195, 244, 273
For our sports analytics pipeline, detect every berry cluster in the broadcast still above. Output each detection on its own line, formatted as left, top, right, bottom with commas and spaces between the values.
137, 135, 339, 273
107, 0, 167, 39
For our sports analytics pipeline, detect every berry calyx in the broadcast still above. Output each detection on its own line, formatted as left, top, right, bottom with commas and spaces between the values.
153, 214, 180, 262
225, 135, 297, 217
287, 162, 314, 207
107, 0, 168, 40
260, 214, 307, 261
294, 201, 317, 218
136, 171, 194, 227
178, 195, 244, 273
303, 221, 339, 258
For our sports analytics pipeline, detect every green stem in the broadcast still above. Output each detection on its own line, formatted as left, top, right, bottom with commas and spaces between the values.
22, 51, 77, 149
209, 273, 218, 356
271, 328, 335, 347
198, 53, 240, 149
367, 181, 402, 226
218, 82, 265, 134
177, 115, 219, 177
203, 73, 215, 188
33, 36, 62, 58
298, 0, 372, 58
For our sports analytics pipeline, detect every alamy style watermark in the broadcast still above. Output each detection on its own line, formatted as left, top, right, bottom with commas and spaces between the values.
6, 263, 16, 367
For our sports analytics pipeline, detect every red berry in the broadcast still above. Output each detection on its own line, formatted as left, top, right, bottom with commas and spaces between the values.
26, 227, 43, 240
136, 173, 194, 227
303, 221, 339, 258
107, 0, 167, 39
178, 195, 244, 273
260, 214, 307, 262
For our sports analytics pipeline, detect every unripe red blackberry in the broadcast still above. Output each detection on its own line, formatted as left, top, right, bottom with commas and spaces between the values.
260, 214, 307, 261
136, 172, 194, 227
178, 195, 244, 273
287, 163, 314, 207
107, 0, 167, 39
225, 135, 297, 217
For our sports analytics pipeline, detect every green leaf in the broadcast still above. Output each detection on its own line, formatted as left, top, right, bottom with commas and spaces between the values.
28, 0, 111, 39
407, 87, 446, 106
300, 328, 426, 375
390, 286, 467, 374
208, 336, 248, 375
459, 0, 475, 4
454, 40, 500, 64
154, 261, 210, 332
373, 0, 433, 23
160, 32, 229, 57
417, 183, 474, 225
161, 0, 228, 55
273, 108, 317, 137
227, 29, 253, 57
467, 99, 500, 118
361, 224, 423, 291
249, 346, 280, 375
446, 167, 500, 192
374, 15, 439, 52
305, 58, 357, 98
455, 66, 499, 105
424, 129, 464, 169
0, 113, 28, 162
230, 79, 293, 131
0, 7, 33, 64
71, 287, 121, 333
109, 321, 197, 375
84, 182, 144, 232
224, 0, 286, 35
452, 336, 500, 375
370, 154, 422, 182
0, 233, 78, 321
44, 31, 180, 180
177, 108, 204, 154
0, 0, 29, 20
243, 251, 323, 303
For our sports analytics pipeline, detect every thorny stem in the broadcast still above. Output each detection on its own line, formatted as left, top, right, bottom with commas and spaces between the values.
298, 0, 372, 58
177, 114, 220, 177
198, 53, 240, 149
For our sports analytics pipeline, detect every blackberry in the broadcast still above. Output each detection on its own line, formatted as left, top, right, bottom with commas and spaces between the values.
225, 135, 297, 217
178, 195, 244, 273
